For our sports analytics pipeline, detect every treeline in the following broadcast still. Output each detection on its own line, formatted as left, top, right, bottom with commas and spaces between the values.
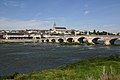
75, 30, 119, 35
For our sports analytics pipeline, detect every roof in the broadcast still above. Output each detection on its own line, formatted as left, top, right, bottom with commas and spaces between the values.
54, 27, 66, 29
7, 33, 25, 35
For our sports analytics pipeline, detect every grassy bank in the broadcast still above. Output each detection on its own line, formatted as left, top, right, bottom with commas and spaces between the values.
0, 42, 33, 44
1, 54, 120, 80
0, 42, 16, 44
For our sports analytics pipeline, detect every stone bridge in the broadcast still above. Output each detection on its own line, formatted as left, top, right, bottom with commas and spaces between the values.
39, 35, 120, 45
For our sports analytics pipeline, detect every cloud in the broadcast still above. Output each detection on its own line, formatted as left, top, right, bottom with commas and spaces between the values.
84, 10, 89, 15
3, 0, 25, 8
100, 24, 120, 33
78, 24, 120, 33
0, 17, 68, 30
83, 4, 90, 15
0, 17, 52, 30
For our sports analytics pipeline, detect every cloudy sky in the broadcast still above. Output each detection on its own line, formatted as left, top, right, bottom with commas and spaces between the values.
0, 0, 120, 32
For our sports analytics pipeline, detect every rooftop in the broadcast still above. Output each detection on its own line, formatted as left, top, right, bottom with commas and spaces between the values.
54, 27, 66, 29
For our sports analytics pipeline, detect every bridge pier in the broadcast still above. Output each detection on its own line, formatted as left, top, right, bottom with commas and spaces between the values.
104, 40, 111, 45
104, 38, 118, 45
87, 39, 95, 44
74, 38, 79, 43
87, 38, 95, 44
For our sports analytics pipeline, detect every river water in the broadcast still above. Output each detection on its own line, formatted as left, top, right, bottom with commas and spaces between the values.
0, 41, 120, 76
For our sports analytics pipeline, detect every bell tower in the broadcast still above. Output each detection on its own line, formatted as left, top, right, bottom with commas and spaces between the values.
53, 22, 56, 30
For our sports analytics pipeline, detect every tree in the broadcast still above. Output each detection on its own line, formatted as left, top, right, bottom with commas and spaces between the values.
96, 31, 100, 35
102, 31, 107, 35
117, 33, 120, 35
93, 29, 96, 34
84, 31, 87, 35
71, 30, 75, 35
49, 29, 52, 31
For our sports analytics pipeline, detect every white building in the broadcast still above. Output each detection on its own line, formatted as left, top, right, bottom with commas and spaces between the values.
51, 22, 67, 34
50, 22, 81, 35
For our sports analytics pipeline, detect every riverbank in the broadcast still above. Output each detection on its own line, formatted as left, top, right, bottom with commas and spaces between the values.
60, 42, 95, 45
0, 39, 34, 43
1, 39, 120, 46
1, 54, 120, 80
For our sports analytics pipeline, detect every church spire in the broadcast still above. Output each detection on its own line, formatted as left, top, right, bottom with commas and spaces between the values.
53, 22, 56, 30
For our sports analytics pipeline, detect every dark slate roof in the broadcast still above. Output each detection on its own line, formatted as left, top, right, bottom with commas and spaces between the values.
54, 27, 66, 29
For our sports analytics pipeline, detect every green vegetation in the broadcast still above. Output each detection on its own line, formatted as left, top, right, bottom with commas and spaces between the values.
0, 72, 19, 79
0, 42, 33, 44
85, 42, 95, 45
88, 29, 116, 35
1, 54, 120, 80
0, 42, 16, 44
111, 44, 120, 46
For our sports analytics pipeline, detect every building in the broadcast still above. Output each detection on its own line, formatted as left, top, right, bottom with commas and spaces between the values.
50, 22, 82, 36
51, 22, 67, 34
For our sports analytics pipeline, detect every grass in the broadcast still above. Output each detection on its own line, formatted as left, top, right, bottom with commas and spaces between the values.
0, 42, 16, 44
1, 54, 120, 80
0, 42, 33, 44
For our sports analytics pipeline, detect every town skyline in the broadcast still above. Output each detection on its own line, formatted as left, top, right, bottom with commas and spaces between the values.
0, 0, 120, 33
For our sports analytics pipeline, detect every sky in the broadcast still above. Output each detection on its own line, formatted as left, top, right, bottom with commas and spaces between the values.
0, 0, 120, 32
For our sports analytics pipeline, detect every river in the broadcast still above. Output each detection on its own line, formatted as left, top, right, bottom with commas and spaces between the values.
0, 41, 120, 76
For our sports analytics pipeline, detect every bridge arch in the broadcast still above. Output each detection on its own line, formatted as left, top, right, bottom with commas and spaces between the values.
58, 38, 64, 43
92, 38, 101, 44
67, 38, 73, 43
109, 38, 118, 45
41, 40, 44, 43
46, 39, 49, 43
78, 37, 87, 43
51, 39, 56, 43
